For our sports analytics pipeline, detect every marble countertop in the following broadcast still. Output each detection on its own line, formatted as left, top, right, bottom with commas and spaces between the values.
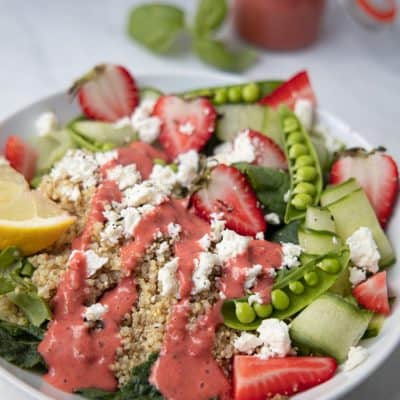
0, 0, 399, 398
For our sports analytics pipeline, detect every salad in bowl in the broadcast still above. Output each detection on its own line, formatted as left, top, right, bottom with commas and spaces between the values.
0, 64, 398, 400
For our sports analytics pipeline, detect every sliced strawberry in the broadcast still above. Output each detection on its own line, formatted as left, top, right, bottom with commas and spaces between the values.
233, 355, 337, 400
259, 71, 317, 110
247, 130, 287, 170
153, 95, 216, 161
70, 64, 139, 122
192, 164, 266, 236
353, 271, 390, 315
4, 136, 37, 182
330, 149, 399, 227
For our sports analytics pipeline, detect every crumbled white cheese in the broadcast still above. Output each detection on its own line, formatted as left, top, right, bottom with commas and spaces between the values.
123, 181, 167, 207
150, 164, 178, 191
107, 164, 141, 190
346, 227, 380, 273
283, 190, 291, 203
257, 319, 291, 359
35, 111, 59, 137
216, 230, 250, 263
121, 207, 141, 238
167, 223, 181, 240
85, 250, 108, 277
255, 232, 264, 240
198, 234, 211, 251
349, 266, 367, 287
156, 241, 170, 260
83, 303, 109, 321
210, 213, 226, 242
95, 150, 118, 166
179, 122, 195, 136
58, 183, 81, 202
51, 150, 99, 189
234, 333, 263, 354
268, 268, 277, 278
280, 242, 302, 269
130, 99, 161, 144
248, 292, 263, 305
294, 99, 314, 131
244, 264, 263, 290
314, 122, 344, 154
343, 346, 369, 371
158, 257, 179, 297
265, 213, 281, 225
176, 150, 199, 187
100, 222, 124, 245
192, 252, 219, 295
212, 130, 255, 165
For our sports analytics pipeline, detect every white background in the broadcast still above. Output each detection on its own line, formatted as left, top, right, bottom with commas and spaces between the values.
0, 0, 399, 398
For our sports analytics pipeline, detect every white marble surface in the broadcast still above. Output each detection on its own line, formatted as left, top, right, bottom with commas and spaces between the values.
0, 0, 399, 398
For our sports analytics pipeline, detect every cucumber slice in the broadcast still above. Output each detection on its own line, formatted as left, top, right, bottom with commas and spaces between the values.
290, 293, 372, 363
363, 313, 385, 339
305, 206, 336, 233
262, 107, 284, 147
329, 267, 352, 296
320, 178, 360, 207
310, 134, 332, 173
71, 121, 137, 146
216, 104, 266, 141
298, 228, 341, 255
327, 189, 395, 267
139, 86, 162, 102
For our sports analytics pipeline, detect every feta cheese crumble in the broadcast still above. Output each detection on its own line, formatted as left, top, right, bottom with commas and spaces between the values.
210, 213, 226, 242
343, 346, 368, 371
255, 232, 264, 240
107, 164, 141, 190
265, 212, 281, 225
150, 164, 178, 191
283, 190, 291, 203
192, 252, 219, 295
349, 266, 367, 287
216, 230, 250, 263
280, 242, 302, 269
85, 250, 108, 277
176, 150, 199, 188
83, 303, 109, 322
248, 292, 263, 306
95, 150, 118, 166
158, 257, 179, 297
257, 319, 291, 359
244, 264, 263, 290
130, 99, 161, 143
167, 223, 181, 240
121, 207, 141, 238
35, 111, 59, 137
346, 227, 380, 273
294, 98, 314, 131
234, 333, 263, 354
198, 234, 211, 251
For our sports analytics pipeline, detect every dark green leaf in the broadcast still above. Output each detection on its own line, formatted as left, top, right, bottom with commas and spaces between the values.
0, 319, 45, 369
269, 220, 302, 244
0, 247, 21, 270
234, 163, 290, 219
77, 388, 116, 400
127, 4, 185, 54
194, 0, 228, 37
193, 38, 257, 72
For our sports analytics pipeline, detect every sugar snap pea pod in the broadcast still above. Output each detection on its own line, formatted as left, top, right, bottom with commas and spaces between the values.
221, 249, 349, 330
279, 106, 323, 224
180, 80, 283, 105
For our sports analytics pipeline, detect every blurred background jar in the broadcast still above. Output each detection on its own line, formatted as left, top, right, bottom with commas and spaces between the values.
233, 0, 326, 51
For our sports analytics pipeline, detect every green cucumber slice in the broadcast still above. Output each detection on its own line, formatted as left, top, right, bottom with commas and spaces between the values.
139, 86, 163, 102
305, 206, 336, 233
298, 228, 341, 255
71, 121, 137, 146
327, 188, 395, 267
262, 107, 284, 147
290, 293, 372, 363
320, 178, 360, 207
363, 313, 385, 339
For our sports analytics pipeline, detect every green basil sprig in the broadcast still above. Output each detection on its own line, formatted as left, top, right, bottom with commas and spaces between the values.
193, 0, 227, 37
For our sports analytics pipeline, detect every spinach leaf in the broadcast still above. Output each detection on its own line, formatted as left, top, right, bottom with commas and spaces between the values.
0, 319, 45, 369
194, 0, 228, 37
268, 220, 302, 244
234, 163, 290, 219
127, 4, 185, 54
78, 353, 162, 400
193, 38, 257, 72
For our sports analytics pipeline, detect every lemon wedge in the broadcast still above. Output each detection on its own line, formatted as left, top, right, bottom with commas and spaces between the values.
0, 163, 76, 255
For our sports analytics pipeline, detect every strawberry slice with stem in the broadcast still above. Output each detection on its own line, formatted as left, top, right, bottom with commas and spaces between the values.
353, 271, 390, 315
330, 148, 399, 227
247, 130, 287, 170
233, 355, 337, 400
4, 136, 38, 182
153, 95, 217, 161
259, 70, 316, 110
192, 164, 266, 236
69, 64, 139, 122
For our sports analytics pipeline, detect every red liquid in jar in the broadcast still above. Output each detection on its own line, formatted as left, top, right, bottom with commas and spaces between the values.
234, 0, 326, 50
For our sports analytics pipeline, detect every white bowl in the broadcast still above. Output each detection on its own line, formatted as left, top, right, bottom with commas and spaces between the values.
0, 72, 398, 400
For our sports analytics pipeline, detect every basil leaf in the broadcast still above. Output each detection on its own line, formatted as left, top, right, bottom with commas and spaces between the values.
0, 319, 46, 369
127, 4, 185, 54
193, 38, 257, 72
194, 0, 228, 37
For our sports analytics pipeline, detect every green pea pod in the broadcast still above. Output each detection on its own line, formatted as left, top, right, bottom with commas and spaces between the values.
222, 249, 350, 330
279, 106, 323, 224
180, 80, 283, 105
7, 291, 51, 327
0, 247, 21, 270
